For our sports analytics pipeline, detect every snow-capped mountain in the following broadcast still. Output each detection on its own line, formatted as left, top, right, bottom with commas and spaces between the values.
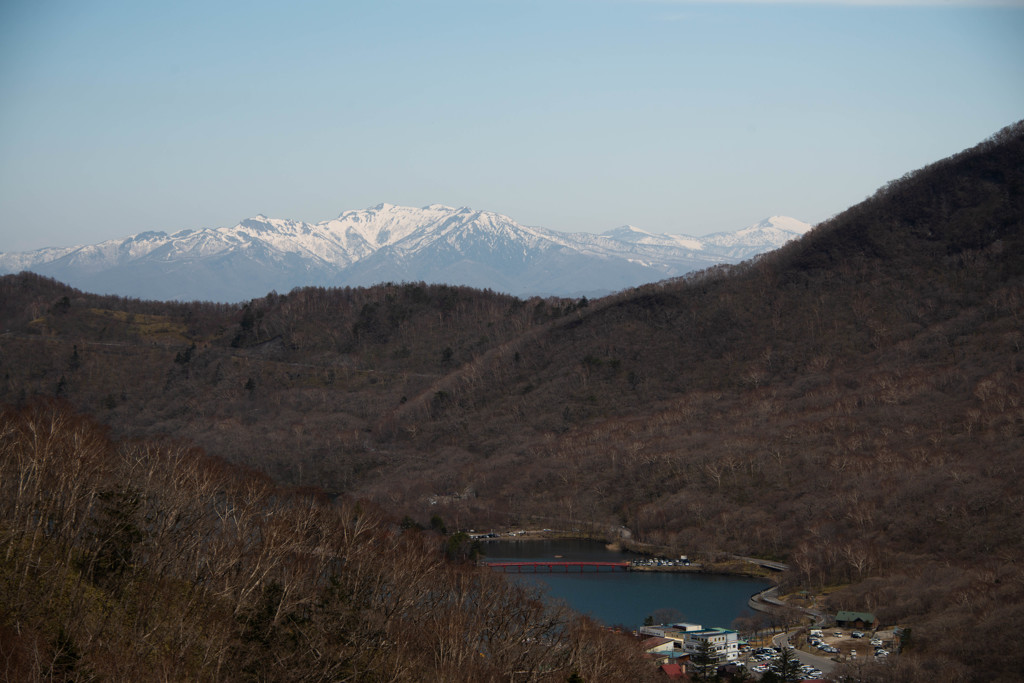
701, 216, 814, 259
0, 205, 812, 302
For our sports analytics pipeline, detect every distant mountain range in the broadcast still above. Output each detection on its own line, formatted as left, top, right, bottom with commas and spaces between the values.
0, 204, 812, 302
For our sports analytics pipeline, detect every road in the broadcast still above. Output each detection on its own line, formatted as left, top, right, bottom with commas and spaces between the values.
772, 629, 836, 675
732, 554, 789, 572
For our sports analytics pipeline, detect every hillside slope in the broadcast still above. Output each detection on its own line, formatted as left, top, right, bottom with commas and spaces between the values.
0, 401, 653, 681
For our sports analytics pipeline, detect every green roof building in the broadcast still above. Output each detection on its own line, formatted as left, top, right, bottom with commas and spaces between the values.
835, 611, 878, 630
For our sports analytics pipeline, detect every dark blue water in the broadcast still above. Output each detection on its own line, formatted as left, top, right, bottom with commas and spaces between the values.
482, 539, 770, 630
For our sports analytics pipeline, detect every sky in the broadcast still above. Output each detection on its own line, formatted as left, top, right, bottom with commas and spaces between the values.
1, 0, 1022, 252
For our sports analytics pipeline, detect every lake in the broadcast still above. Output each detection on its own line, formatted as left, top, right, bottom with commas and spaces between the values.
481, 538, 771, 630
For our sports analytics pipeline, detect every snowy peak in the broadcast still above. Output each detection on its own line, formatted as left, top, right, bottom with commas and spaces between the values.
701, 216, 812, 256
718, 215, 811, 236
325, 203, 459, 250
601, 225, 704, 251
602, 225, 655, 240
746, 215, 813, 235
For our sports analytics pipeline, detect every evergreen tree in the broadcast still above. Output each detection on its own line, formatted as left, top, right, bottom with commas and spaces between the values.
690, 638, 720, 682
767, 647, 802, 683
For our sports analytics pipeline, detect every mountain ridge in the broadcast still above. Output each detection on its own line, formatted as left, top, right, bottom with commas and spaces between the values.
0, 207, 810, 302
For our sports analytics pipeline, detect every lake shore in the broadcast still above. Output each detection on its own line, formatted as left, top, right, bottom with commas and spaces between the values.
477, 529, 782, 580
479, 537, 773, 630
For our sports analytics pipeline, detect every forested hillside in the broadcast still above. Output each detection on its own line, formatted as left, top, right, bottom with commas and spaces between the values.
2, 121, 1023, 680
0, 401, 653, 681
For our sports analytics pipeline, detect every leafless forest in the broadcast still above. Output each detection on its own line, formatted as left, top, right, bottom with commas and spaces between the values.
2, 122, 1023, 680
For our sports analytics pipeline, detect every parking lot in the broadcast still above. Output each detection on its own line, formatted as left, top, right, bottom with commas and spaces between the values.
736, 626, 896, 679
745, 646, 826, 680
805, 627, 894, 662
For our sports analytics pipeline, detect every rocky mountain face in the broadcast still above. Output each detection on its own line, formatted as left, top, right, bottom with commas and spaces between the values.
0, 206, 810, 301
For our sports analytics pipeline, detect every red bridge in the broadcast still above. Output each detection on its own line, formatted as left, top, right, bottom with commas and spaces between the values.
484, 561, 630, 573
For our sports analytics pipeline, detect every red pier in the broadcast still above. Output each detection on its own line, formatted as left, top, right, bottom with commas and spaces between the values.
484, 561, 630, 573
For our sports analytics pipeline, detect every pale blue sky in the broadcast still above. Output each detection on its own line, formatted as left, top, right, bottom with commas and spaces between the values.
1, 0, 1022, 251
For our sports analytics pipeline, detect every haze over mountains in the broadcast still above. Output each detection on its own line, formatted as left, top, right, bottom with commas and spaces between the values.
0, 206, 810, 302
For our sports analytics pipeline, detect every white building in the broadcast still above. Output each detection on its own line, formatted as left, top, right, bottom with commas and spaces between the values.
638, 623, 737, 663
638, 622, 703, 639
682, 628, 739, 663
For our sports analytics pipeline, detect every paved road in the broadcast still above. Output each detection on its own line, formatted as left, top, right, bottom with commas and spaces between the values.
733, 554, 789, 572
772, 630, 836, 675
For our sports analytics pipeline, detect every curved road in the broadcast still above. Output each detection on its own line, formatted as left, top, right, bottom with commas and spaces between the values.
733, 554, 790, 572
735, 555, 837, 675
